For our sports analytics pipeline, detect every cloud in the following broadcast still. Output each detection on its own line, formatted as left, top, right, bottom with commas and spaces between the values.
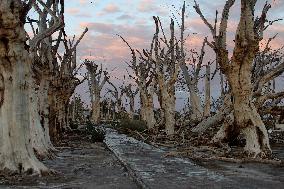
79, 0, 90, 5
117, 14, 135, 20
137, 0, 167, 16
103, 4, 120, 13
66, 7, 92, 17
97, 4, 121, 16
80, 21, 153, 44
66, 8, 80, 15
67, 0, 284, 109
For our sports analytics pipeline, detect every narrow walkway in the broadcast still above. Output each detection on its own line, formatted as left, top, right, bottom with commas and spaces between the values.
104, 128, 236, 189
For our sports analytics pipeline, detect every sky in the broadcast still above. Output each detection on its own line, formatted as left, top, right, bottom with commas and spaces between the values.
33, 0, 284, 111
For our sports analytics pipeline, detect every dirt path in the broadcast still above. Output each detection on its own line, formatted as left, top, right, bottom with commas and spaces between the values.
0, 138, 138, 189
1, 128, 284, 189
104, 127, 284, 189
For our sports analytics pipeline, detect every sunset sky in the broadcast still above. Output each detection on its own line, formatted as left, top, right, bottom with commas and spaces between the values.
35, 0, 284, 110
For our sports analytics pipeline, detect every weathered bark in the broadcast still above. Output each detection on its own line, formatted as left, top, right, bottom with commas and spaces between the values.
47, 29, 87, 141
129, 96, 135, 119
194, 0, 272, 156
30, 82, 54, 158
38, 78, 53, 150
180, 53, 203, 121
92, 91, 101, 124
119, 35, 157, 128
191, 94, 233, 133
150, 16, 180, 135
179, 4, 204, 121
86, 60, 108, 124
140, 87, 155, 129
48, 81, 76, 141
204, 65, 211, 117
0, 0, 48, 174
162, 90, 175, 135
124, 84, 138, 119
211, 113, 234, 143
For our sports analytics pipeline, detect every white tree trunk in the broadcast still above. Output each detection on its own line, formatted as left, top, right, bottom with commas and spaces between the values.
180, 59, 203, 121
229, 64, 271, 157
191, 94, 232, 133
0, 59, 47, 174
30, 82, 53, 159
211, 113, 234, 143
140, 91, 155, 129
163, 92, 175, 135
0, 0, 48, 174
38, 79, 54, 151
189, 89, 203, 121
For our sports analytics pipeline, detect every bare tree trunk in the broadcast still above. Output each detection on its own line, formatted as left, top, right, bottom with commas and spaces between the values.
180, 63, 203, 120
38, 79, 53, 150
219, 67, 225, 100
0, 65, 48, 174
162, 91, 175, 135
86, 60, 108, 124
211, 113, 234, 143
129, 96, 135, 119
188, 86, 203, 121
229, 69, 271, 156
192, 94, 232, 133
0, 0, 49, 174
194, 0, 272, 157
30, 82, 52, 158
140, 90, 155, 129
204, 65, 211, 117
91, 91, 101, 124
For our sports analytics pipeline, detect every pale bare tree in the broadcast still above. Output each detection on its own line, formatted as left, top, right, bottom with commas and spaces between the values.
119, 36, 156, 129
193, 0, 281, 157
147, 16, 181, 135
86, 60, 109, 124
48, 28, 87, 141
107, 81, 125, 119
0, 0, 63, 175
124, 84, 139, 119
28, 0, 65, 158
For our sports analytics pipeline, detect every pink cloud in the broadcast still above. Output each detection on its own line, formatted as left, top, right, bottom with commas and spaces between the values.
66, 8, 80, 15
66, 7, 92, 17
97, 4, 121, 16
137, 0, 167, 15
103, 4, 120, 13
79, 0, 88, 5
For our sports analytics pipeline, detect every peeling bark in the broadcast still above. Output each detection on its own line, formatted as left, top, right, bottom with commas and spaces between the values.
86, 60, 108, 124
194, 0, 272, 157
0, 0, 48, 174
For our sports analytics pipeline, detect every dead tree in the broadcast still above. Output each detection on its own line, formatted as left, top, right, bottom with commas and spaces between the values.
119, 36, 156, 129
144, 16, 180, 135
124, 84, 139, 119
47, 28, 87, 142
194, 0, 279, 157
69, 95, 86, 124
86, 60, 109, 124
107, 82, 125, 119
0, 0, 63, 175
204, 64, 211, 117
177, 2, 214, 121
27, 0, 87, 143
28, 0, 64, 158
